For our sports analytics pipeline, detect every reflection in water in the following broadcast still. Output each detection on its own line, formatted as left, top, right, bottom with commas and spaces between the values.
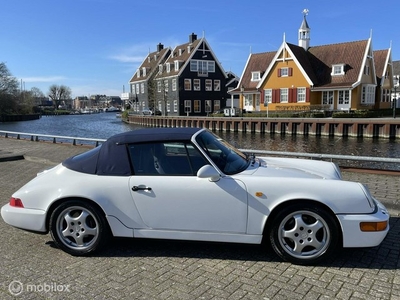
1, 113, 399, 170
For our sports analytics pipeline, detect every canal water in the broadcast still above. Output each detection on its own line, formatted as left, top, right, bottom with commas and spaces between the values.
1, 113, 399, 170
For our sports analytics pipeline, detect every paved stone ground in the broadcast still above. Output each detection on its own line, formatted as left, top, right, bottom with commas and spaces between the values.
0, 137, 399, 299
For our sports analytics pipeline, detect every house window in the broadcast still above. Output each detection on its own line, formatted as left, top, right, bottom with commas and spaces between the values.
364, 65, 370, 75
174, 61, 179, 71
190, 60, 215, 76
184, 79, 191, 91
361, 85, 375, 104
158, 64, 163, 73
244, 94, 252, 107
193, 79, 200, 91
213, 100, 220, 112
205, 79, 212, 91
214, 80, 220, 91
167, 101, 171, 112
205, 100, 212, 113
251, 72, 260, 81
136, 84, 139, 94
280, 88, 288, 103
280, 68, 289, 77
338, 90, 350, 104
172, 79, 177, 91
194, 100, 201, 113
264, 89, 272, 105
141, 83, 144, 94
174, 100, 178, 112
164, 80, 168, 92
207, 61, 215, 73
297, 87, 306, 102
166, 63, 170, 73
158, 101, 162, 112
184, 100, 191, 113
322, 91, 334, 105
157, 81, 162, 92
132, 85, 135, 95
142, 67, 146, 77
332, 64, 345, 76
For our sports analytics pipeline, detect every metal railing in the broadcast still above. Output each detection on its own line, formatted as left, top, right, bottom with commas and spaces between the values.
1, 130, 399, 169
0, 130, 106, 147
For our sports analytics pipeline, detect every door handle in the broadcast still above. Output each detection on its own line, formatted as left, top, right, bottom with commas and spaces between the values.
132, 186, 152, 191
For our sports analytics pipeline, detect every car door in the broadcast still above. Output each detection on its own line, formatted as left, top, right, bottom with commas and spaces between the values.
128, 142, 248, 233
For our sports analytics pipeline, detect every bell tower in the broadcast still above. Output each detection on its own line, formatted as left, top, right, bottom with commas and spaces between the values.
299, 9, 310, 50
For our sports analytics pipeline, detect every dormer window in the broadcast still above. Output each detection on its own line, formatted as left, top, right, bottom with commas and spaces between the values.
179, 49, 183, 56
142, 67, 146, 77
159, 64, 163, 73
331, 64, 345, 76
251, 71, 261, 81
166, 63, 170, 73
174, 61, 179, 71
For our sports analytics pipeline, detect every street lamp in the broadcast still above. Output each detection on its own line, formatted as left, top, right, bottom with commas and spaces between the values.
240, 85, 244, 117
393, 76, 399, 119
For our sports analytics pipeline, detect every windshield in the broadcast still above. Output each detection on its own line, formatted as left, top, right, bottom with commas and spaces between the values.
195, 131, 249, 175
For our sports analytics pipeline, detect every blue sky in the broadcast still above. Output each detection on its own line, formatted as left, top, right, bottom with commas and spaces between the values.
1, 0, 399, 98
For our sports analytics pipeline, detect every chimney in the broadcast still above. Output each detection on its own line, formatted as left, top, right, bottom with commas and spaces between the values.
157, 43, 164, 52
189, 33, 197, 43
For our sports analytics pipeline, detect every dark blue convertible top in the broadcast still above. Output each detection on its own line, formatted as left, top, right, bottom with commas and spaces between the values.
62, 127, 203, 176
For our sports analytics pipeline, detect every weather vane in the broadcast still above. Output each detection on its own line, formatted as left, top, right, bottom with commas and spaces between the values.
302, 9, 309, 16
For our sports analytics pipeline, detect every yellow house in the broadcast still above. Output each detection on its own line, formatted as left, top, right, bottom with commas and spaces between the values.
231, 11, 395, 114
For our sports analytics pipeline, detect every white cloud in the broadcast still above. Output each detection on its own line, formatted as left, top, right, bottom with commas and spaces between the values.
22, 76, 67, 83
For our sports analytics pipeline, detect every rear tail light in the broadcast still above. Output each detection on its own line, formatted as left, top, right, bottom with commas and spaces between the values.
10, 197, 24, 208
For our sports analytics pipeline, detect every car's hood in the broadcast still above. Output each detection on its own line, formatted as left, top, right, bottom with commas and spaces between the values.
244, 156, 341, 180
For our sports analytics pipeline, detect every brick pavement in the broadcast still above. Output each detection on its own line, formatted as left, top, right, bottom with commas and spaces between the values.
0, 137, 399, 299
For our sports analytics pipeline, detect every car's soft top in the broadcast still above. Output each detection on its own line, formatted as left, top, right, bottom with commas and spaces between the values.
62, 127, 203, 176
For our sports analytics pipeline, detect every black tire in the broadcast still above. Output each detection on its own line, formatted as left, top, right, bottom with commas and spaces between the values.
268, 203, 340, 265
49, 200, 110, 256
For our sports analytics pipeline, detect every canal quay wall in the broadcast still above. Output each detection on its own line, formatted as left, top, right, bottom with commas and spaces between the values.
127, 116, 400, 139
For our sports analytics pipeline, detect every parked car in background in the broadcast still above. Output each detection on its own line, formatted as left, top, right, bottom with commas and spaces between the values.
1, 128, 389, 265
142, 108, 162, 116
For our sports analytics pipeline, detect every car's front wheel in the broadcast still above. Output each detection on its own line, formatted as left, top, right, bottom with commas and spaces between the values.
268, 204, 340, 265
49, 200, 110, 256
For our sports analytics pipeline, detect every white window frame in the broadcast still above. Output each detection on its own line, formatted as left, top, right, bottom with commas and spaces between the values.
164, 80, 168, 92
297, 87, 306, 103
338, 90, 350, 105
361, 84, 375, 105
141, 83, 144, 94
280, 88, 288, 103
331, 64, 345, 76
184, 79, 191, 91
184, 100, 191, 113
251, 72, 260, 81
193, 79, 200, 91
264, 89, 272, 105
132, 85, 135, 95
157, 81, 162, 92
214, 80, 220, 91
173, 100, 178, 112
172, 79, 177, 91
194, 100, 201, 113
213, 100, 220, 112
322, 91, 334, 105
167, 101, 171, 112
280, 68, 289, 77
166, 63, 170, 73
174, 61, 179, 72
205, 100, 212, 113
205, 79, 212, 91
142, 67, 146, 77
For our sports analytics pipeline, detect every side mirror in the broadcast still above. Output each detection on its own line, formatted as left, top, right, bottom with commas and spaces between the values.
197, 165, 220, 182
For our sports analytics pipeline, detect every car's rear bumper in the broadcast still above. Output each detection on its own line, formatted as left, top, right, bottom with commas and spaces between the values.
338, 201, 390, 248
1, 204, 47, 232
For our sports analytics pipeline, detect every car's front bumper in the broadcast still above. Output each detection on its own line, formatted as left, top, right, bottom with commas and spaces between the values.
338, 200, 390, 248
1, 204, 47, 233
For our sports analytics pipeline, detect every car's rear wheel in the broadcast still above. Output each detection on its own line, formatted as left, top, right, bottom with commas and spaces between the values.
49, 200, 110, 256
268, 204, 339, 265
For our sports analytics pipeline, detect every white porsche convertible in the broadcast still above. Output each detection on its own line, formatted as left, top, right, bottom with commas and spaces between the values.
1, 128, 389, 265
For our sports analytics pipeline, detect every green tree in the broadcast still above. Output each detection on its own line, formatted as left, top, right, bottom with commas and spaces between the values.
48, 84, 72, 109
0, 62, 19, 114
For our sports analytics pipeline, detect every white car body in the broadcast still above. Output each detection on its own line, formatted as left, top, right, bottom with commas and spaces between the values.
1, 128, 390, 264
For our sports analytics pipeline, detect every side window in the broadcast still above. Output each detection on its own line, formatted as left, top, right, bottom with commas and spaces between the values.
129, 142, 207, 176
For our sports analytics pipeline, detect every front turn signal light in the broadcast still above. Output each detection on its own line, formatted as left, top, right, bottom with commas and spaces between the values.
360, 221, 388, 232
